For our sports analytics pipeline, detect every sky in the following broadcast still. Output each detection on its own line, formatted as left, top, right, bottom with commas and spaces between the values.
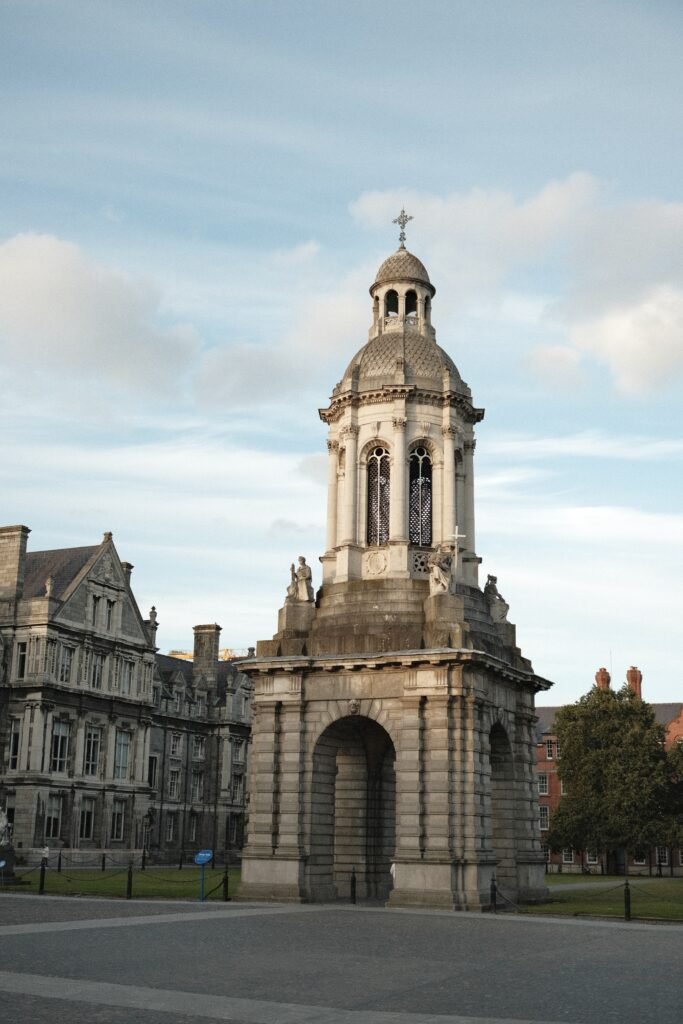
1, 0, 682, 705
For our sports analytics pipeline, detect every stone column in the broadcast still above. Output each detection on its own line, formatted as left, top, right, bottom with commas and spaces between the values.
441, 427, 457, 545
463, 440, 476, 556
390, 417, 407, 541
276, 697, 305, 858
422, 692, 452, 861
325, 440, 339, 552
340, 425, 359, 545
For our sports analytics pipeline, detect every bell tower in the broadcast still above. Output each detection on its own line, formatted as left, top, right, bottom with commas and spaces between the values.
239, 215, 552, 911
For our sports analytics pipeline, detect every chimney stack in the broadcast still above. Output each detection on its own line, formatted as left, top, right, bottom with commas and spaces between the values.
193, 624, 221, 692
595, 666, 611, 691
626, 666, 642, 698
0, 525, 31, 602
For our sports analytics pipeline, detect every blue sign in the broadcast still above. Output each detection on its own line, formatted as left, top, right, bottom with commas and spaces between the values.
194, 849, 212, 865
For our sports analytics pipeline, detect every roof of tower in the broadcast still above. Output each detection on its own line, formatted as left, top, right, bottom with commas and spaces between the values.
372, 248, 433, 291
340, 329, 466, 394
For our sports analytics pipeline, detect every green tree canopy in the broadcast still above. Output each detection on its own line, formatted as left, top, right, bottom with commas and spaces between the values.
547, 685, 681, 857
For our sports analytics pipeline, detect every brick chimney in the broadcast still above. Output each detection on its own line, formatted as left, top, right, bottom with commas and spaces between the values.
626, 665, 642, 698
595, 666, 611, 691
193, 623, 221, 691
0, 525, 31, 601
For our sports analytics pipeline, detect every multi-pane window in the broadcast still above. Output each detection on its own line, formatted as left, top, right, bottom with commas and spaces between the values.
656, 846, 669, 867
16, 642, 27, 679
545, 739, 554, 760
83, 727, 101, 776
168, 769, 180, 799
59, 646, 74, 683
166, 813, 177, 841
539, 805, 549, 831
79, 797, 95, 840
537, 773, 548, 795
105, 600, 115, 632
111, 799, 125, 841
8, 719, 21, 769
91, 653, 105, 690
50, 720, 70, 773
91, 594, 101, 626
196, 696, 206, 717
555, 739, 561, 757
120, 661, 134, 696
632, 853, 647, 866
231, 775, 244, 803
366, 446, 390, 545
191, 771, 204, 801
173, 691, 181, 712
46, 793, 61, 838
586, 851, 599, 865
170, 733, 181, 757
409, 447, 432, 546
192, 736, 205, 760
562, 848, 574, 865
233, 739, 245, 763
148, 755, 158, 788
113, 730, 130, 780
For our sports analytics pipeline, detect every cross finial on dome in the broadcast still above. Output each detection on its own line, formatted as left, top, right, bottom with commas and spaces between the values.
393, 208, 413, 249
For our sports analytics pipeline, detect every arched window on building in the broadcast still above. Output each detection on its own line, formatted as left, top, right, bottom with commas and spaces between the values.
367, 446, 390, 545
409, 447, 432, 546
405, 289, 417, 316
384, 290, 399, 317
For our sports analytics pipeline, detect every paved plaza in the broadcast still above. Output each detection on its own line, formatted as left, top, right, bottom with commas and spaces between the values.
0, 894, 680, 1024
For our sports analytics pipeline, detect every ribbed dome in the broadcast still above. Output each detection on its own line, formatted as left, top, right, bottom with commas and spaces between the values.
342, 329, 463, 391
373, 248, 432, 290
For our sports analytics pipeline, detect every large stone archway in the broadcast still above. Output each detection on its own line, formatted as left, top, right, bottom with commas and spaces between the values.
308, 716, 395, 902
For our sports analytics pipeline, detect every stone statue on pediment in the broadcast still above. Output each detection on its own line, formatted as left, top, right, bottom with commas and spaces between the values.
286, 556, 314, 603
428, 546, 455, 596
485, 574, 509, 624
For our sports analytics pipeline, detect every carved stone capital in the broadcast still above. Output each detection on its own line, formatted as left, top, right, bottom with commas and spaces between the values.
392, 416, 407, 432
441, 426, 457, 440
464, 439, 477, 451
326, 439, 339, 453
340, 424, 360, 439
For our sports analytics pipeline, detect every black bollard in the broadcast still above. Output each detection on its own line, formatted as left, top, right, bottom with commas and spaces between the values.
101, 853, 106, 872
39, 862, 46, 895
57, 849, 62, 873
178, 850, 184, 870
624, 880, 631, 921
126, 862, 133, 900
223, 866, 230, 902
350, 866, 357, 904
141, 847, 146, 871
490, 877, 497, 913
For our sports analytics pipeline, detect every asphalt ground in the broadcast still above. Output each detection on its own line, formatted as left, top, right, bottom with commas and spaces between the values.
0, 894, 679, 1024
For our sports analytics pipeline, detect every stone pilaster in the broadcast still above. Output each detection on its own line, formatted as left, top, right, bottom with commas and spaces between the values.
441, 426, 456, 545
325, 440, 339, 553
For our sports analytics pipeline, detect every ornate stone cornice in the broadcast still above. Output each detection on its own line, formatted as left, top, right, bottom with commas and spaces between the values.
340, 424, 360, 438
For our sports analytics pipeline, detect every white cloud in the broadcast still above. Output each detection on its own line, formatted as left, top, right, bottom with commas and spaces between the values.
526, 344, 584, 389
272, 240, 321, 266
0, 233, 200, 398
486, 430, 683, 461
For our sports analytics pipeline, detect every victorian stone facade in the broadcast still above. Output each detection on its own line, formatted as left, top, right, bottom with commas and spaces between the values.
0, 526, 251, 864
239, 225, 552, 910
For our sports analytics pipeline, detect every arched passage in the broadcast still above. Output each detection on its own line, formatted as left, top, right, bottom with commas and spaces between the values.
489, 723, 516, 890
309, 716, 396, 902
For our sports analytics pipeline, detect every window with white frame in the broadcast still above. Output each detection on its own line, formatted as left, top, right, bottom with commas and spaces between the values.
191, 771, 204, 801
170, 733, 181, 757
168, 769, 180, 799
79, 797, 95, 840
120, 661, 134, 696
632, 853, 646, 866
545, 739, 554, 760
586, 851, 599, 865
537, 773, 548, 795
539, 805, 549, 831
8, 718, 20, 769
83, 727, 101, 776
50, 720, 70, 773
91, 653, 105, 690
166, 813, 177, 842
562, 848, 574, 865
231, 775, 244, 803
111, 799, 125, 841
656, 846, 669, 867
59, 645, 74, 684
555, 738, 561, 757
113, 730, 130, 780
45, 793, 61, 838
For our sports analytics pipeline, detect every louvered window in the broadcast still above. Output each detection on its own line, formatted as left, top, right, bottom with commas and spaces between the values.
367, 447, 390, 545
409, 447, 432, 546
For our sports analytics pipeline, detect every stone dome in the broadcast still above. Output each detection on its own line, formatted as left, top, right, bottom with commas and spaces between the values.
372, 248, 434, 292
341, 329, 464, 393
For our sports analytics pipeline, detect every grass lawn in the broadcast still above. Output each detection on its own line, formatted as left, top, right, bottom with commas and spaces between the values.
9, 865, 242, 901
527, 878, 683, 921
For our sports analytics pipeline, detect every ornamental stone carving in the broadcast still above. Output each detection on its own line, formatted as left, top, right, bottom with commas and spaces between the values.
286, 556, 314, 602
484, 574, 509, 624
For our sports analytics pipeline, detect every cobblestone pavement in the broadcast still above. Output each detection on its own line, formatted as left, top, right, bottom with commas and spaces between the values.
0, 894, 680, 1024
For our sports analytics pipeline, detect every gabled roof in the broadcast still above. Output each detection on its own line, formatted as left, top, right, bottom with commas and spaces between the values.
23, 546, 99, 599
156, 653, 194, 686
534, 701, 683, 741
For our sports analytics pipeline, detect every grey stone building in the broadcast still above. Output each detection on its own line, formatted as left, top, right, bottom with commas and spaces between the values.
0, 526, 251, 864
239, 223, 552, 910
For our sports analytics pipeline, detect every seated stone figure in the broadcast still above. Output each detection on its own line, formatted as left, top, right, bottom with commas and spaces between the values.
286, 556, 314, 602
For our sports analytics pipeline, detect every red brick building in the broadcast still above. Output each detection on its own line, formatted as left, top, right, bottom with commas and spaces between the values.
535, 667, 683, 875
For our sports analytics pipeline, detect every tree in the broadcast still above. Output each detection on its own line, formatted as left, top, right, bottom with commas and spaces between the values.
547, 686, 680, 866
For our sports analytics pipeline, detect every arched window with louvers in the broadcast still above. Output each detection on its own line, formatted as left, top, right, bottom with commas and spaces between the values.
409, 446, 432, 546
367, 446, 390, 545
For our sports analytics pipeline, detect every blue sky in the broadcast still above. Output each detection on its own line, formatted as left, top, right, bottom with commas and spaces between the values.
2, 1, 682, 703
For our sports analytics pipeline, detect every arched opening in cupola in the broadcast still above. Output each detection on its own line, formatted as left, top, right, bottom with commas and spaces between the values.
405, 289, 417, 316
384, 290, 399, 317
